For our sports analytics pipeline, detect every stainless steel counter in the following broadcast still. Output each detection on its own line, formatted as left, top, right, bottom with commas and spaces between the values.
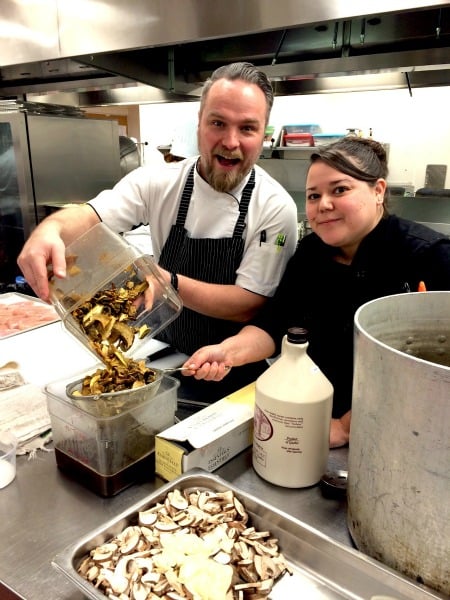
0, 444, 350, 600
2, 303, 447, 600
2, 304, 444, 600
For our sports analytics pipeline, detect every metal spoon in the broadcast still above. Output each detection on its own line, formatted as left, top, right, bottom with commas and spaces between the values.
161, 365, 231, 373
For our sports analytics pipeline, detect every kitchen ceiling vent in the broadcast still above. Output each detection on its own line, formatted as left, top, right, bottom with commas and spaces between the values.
1, 1, 450, 102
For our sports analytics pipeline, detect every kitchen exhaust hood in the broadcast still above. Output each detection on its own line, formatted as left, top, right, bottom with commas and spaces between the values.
1, 0, 450, 105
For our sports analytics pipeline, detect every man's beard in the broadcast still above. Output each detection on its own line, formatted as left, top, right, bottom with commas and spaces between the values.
200, 153, 250, 193
208, 166, 246, 193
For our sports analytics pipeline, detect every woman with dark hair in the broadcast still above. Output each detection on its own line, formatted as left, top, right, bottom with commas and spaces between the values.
183, 136, 450, 447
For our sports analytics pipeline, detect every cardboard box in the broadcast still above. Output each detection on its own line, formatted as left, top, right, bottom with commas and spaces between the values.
155, 382, 255, 481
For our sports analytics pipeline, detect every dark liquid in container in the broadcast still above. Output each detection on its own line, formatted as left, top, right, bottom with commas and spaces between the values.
54, 447, 155, 497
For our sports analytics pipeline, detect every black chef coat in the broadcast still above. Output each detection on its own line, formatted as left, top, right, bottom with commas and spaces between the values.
252, 214, 450, 418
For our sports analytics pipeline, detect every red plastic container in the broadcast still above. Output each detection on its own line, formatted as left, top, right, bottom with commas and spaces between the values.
283, 132, 315, 146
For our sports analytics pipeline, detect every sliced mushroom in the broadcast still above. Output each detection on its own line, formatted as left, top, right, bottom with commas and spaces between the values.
237, 564, 259, 583
154, 517, 179, 532
78, 556, 92, 575
119, 530, 141, 555
91, 543, 118, 562
85, 565, 100, 581
168, 489, 189, 511
141, 570, 161, 585
98, 567, 129, 595
77, 486, 291, 599
172, 511, 195, 527
234, 497, 248, 521
115, 556, 138, 581
131, 580, 151, 600
138, 510, 158, 526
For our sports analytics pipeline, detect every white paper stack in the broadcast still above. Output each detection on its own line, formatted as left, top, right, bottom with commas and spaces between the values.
0, 381, 52, 455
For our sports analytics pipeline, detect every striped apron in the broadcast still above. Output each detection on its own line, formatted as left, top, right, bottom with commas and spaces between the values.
158, 163, 268, 402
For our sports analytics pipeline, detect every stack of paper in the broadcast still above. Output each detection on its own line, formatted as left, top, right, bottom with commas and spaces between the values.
0, 372, 52, 455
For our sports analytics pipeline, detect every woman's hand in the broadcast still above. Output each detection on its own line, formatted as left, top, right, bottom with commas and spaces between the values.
329, 411, 351, 448
182, 344, 232, 381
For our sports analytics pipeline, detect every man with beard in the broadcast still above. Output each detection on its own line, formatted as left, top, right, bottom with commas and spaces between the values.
17, 62, 297, 403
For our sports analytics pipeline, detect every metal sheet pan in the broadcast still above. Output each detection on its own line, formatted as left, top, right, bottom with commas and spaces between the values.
51, 468, 446, 600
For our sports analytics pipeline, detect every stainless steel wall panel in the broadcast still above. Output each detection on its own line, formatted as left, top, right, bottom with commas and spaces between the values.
2, 0, 450, 97
0, 113, 35, 281
0, 113, 36, 237
1, 0, 60, 66
2, 1, 450, 67
56, 0, 450, 57
0, 111, 120, 280
26, 115, 121, 210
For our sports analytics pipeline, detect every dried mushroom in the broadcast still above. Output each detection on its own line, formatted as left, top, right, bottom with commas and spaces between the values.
77, 488, 292, 599
70, 274, 156, 396
71, 278, 151, 356
72, 359, 159, 396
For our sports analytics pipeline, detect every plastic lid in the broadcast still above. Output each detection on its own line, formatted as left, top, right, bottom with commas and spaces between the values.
287, 327, 308, 343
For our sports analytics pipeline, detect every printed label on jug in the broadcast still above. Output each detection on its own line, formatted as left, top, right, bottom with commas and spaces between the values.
282, 435, 303, 455
253, 404, 273, 441
253, 439, 267, 468
254, 403, 304, 441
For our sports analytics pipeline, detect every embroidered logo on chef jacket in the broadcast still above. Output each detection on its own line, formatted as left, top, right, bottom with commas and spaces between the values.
259, 231, 287, 250
275, 233, 287, 251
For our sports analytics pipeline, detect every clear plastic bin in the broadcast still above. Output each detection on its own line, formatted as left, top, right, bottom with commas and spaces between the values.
312, 133, 345, 146
45, 373, 179, 496
283, 124, 322, 134
49, 222, 182, 362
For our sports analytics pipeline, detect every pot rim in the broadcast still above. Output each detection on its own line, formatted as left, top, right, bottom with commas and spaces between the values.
354, 291, 450, 371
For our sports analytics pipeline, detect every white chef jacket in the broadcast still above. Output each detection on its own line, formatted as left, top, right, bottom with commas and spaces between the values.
88, 157, 298, 297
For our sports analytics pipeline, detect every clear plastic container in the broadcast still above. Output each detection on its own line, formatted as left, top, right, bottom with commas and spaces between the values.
0, 431, 17, 489
45, 373, 179, 496
312, 133, 345, 146
49, 222, 182, 362
283, 124, 322, 134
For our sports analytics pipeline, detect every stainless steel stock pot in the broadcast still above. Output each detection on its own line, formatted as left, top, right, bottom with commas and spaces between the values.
348, 291, 450, 596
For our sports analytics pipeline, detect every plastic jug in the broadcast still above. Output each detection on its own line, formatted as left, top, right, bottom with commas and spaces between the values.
252, 327, 333, 487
